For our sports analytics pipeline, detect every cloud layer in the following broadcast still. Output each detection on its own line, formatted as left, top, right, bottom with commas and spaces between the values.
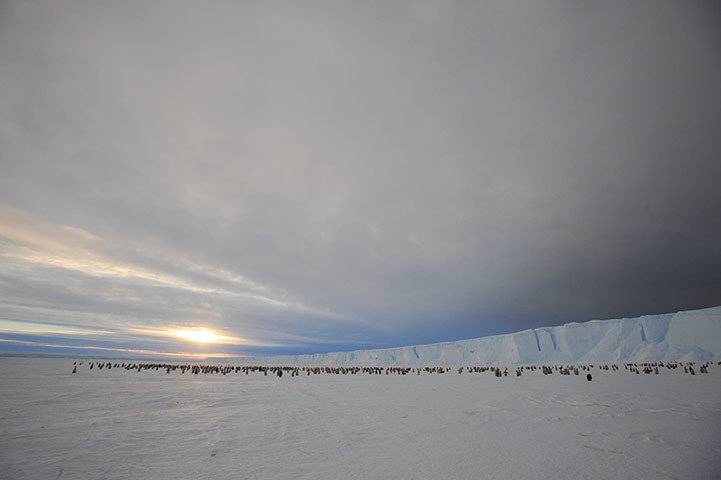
1, 1, 720, 357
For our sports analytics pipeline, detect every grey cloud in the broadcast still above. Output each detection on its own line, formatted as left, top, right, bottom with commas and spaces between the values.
1, 1, 720, 355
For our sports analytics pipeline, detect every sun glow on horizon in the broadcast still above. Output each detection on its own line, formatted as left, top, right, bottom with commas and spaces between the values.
170, 328, 233, 344
126, 326, 280, 347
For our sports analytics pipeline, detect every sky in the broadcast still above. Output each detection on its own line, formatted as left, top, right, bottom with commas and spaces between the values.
1, 0, 720, 359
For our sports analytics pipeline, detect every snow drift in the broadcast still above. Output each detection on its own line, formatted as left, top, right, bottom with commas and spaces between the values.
238, 306, 721, 366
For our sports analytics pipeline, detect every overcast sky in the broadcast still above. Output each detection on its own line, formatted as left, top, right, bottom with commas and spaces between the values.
1, 0, 720, 358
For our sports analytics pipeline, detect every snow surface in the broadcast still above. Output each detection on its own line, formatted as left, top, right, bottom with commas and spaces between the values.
1, 358, 720, 479
236, 306, 721, 366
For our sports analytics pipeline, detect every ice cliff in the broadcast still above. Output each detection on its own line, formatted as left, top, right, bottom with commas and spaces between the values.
236, 306, 721, 366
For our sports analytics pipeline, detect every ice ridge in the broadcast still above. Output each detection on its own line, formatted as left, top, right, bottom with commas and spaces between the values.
235, 306, 721, 366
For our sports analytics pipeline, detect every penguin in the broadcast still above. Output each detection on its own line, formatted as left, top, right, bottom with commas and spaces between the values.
586, 373, 592, 381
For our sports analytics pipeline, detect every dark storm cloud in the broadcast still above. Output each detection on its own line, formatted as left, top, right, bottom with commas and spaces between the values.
1, 1, 720, 356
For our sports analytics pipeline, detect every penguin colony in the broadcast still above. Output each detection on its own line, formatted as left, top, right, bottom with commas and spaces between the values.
72, 360, 719, 378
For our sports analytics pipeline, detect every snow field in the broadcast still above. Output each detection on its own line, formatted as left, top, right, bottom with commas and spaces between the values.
1, 358, 720, 480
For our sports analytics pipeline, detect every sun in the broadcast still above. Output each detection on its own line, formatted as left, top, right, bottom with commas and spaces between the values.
172, 328, 227, 343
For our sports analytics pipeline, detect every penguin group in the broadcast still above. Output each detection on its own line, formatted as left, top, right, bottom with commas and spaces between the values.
73, 360, 718, 378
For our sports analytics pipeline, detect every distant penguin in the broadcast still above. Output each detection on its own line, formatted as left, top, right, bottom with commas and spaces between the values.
586, 373, 592, 381
72, 364, 77, 374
